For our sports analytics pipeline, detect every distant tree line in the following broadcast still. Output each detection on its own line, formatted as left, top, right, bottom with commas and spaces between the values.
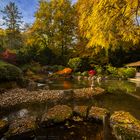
0, 0, 140, 67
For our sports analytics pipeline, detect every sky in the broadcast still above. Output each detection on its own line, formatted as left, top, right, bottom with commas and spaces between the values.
0, 0, 77, 28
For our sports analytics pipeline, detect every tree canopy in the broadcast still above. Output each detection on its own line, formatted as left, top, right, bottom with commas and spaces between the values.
1, 2, 23, 49
1, 2, 23, 30
28, 0, 76, 58
0, 0, 140, 66
76, 0, 140, 52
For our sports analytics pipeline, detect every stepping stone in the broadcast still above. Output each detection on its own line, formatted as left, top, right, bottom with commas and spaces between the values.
88, 106, 109, 121
74, 87, 105, 99
41, 105, 72, 126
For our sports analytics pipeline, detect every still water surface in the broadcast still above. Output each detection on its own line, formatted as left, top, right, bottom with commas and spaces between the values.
1, 79, 140, 140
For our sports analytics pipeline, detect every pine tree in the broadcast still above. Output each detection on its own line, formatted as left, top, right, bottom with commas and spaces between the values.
1, 2, 23, 30
1, 2, 23, 49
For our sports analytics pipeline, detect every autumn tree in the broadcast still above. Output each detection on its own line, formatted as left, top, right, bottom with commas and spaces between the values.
76, 0, 140, 52
30, 0, 76, 61
0, 28, 6, 49
1, 2, 23, 49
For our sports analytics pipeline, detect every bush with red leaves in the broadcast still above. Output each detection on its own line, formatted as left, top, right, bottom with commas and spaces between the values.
0, 49, 17, 64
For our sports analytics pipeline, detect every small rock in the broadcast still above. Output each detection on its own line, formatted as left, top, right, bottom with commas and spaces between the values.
110, 111, 140, 139
73, 106, 88, 118
17, 109, 29, 118
88, 106, 109, 121
72, 116, 83, 122
41, 105, 72, 126
37, 83, 46, 87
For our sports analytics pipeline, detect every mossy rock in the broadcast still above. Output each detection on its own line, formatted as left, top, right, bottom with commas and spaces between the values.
5, 116, 37, 139
41, 105, 72, 126
74, 87, 105, 99
88, 106, 109, 121
110, 111, 140, 139
73, 106, 88, 118
0, 61, 22, 81
0, 119, 9, 136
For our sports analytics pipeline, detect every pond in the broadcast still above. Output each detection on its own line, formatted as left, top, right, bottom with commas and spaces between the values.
0, 79, 140, 140
47, 79, 140, 119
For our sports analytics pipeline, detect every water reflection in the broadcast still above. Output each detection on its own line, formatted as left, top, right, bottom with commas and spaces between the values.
48, 79, 89, 90
101, 80, 136, 93
35, 122, 108, 140
1, 79, 140, 140
48, 79, 140, 120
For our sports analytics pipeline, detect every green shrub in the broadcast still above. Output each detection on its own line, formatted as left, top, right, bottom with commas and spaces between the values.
0, 61, 22, 81
117, 68, 125, 78
68, 57, 82, 72
81, 71, 88, 76
118, 67, 136, 78
74, 72, 82, 76
17, 45, 56, 65
106, 65, 118, 77
30, 62, 42, 73
125, 68, 136, 78
57, 65, 65, 71
20, 64, 31, 72
20, 62, 42, 73
51, 65, 65, 72
94, 65, 103, 75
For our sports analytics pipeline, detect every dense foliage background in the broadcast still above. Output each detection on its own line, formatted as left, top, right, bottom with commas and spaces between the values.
0, 0, 140, 68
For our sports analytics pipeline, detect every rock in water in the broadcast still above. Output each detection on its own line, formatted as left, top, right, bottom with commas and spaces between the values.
73, 106, 88, 118
110, 111, 140, 139
5, 116, 37, 139
0, 119, 9, 137
88, 106, 109, 121
41, 105, 72, 126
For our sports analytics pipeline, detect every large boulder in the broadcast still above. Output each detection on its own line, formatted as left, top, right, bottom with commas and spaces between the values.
88, 106, 110, 121
41, 105, 72, 126
110, 111, 140, 139
5, 116, 37, 139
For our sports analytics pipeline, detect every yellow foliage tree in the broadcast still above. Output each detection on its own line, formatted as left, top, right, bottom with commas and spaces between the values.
76, 0, 140, 52
0, 28, 6, 47
30, 0, 76, 58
